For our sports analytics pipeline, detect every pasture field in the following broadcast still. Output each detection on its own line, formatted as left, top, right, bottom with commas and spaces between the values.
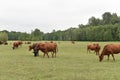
0, 41, 120, 80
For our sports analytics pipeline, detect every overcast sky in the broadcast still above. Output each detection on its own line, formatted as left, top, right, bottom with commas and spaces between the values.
0, 0, 120, 33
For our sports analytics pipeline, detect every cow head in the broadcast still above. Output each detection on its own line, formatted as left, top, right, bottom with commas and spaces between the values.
32, 44, 40, 57
33, 49, 39, 57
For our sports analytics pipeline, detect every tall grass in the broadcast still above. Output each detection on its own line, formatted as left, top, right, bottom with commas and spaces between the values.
0, 41, 120, 80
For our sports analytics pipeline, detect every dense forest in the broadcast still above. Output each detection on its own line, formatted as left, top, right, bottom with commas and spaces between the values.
1, 12, 120, 41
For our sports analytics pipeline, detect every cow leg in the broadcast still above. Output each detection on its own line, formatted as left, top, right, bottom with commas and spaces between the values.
51, 52, 54, 58
53, 51, 56, 58
54, 49, 57, 57
107, 54, 110, 61
43, 53, 45, 58
111, 54, 115, 61
54, 51, 56, 57
52, 52, 54, 58
46, 52, 49, 58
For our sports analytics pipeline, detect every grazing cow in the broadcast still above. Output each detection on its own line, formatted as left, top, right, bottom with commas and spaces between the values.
12, 41, 23, 49
99, 44, 120, 62
87, 43, 100, 55
33, 42, 58, 58
12, 42, 19, 49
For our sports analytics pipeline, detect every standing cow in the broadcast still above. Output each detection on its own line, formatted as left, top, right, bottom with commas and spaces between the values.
99, 44, 120, 62
87, 43, 100, 55
33, 42, 58, 58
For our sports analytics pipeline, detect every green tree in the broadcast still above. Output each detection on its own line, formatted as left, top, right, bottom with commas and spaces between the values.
88, 16, 101, 26
30, 28, 43, 41
102, 12, 112, 24
117, 26, 120, 40
111, 13, 120, 24
0, 32, 8, 42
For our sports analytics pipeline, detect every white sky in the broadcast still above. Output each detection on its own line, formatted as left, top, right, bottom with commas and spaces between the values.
0, 0, 120, 33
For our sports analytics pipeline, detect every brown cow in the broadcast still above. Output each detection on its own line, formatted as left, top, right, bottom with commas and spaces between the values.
99, 44, 120, 62
87, 43, 100, 55
12, 41, 23, 49
33, 42, 58, 58
12, 42, 19, 49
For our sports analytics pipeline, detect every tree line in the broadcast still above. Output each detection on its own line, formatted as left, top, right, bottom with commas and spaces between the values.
0, 29, 44, 42
0, 12, 120, 42
42, 12, 120, 41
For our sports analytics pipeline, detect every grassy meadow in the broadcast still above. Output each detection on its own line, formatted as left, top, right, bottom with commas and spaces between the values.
0, 41, 120, 80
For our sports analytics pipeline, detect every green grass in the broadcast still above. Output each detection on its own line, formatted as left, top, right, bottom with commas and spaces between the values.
0, 41, 120, 80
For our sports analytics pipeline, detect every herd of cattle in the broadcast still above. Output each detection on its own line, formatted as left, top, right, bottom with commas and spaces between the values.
12, 41, 58, 58
87, 43, 120, 62
7, 40, 120, 62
